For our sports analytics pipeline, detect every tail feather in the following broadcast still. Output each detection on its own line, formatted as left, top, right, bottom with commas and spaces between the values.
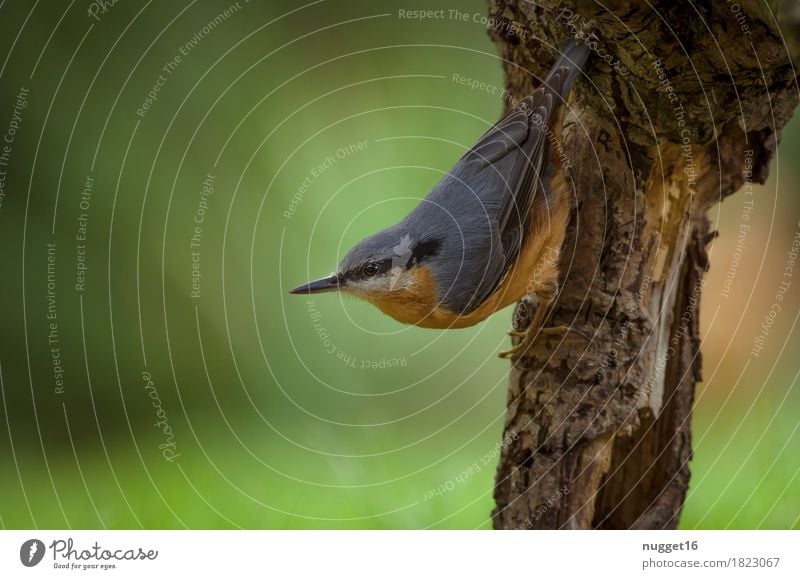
545, 39, 591, 97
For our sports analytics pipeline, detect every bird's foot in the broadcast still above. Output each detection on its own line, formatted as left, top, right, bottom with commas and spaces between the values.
499, 325, 587, 361
540, 325, 589, 340
498, 340, 527, 360
499, 285, 586, 361
499, 294, 547, 361
499, 323, 539, 360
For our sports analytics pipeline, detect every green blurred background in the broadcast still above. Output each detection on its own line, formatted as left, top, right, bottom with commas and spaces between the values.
0, 0, 797, 529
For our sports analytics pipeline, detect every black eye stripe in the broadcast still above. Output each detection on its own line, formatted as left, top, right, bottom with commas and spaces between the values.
404, 238, 442, 269
346, 259, 392, 280
371, 259, 392, 275
411, 239, 441, 262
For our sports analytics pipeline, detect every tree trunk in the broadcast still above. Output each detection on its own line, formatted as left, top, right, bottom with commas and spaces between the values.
489, 0, 799, 529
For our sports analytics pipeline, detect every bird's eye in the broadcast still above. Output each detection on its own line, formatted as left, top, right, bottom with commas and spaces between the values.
363, 262, 379, 277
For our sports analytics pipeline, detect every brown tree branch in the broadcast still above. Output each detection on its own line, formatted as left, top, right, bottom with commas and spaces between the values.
489, 0, 799, 529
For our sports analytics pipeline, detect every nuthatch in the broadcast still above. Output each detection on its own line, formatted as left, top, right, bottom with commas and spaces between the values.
291, 41, 590, 359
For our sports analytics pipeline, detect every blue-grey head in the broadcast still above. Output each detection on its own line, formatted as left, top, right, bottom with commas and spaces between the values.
289, 225, 443, 305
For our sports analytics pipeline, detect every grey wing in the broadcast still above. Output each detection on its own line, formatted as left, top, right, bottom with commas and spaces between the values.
435, 87, 555, 315
411, 44, 588, 316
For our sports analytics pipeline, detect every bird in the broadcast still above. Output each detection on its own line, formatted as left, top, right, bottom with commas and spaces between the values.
290, 41, 590, 360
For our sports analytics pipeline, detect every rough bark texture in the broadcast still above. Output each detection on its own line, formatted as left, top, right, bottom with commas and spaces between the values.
489, 0, 799, 529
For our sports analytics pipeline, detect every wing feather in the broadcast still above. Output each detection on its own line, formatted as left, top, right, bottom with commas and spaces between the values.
412, 45, 588, 316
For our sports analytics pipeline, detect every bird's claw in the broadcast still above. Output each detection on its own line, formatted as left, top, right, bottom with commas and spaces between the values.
498, 342, 524, 360
540, 325, 590, 340
499, 324, 587, 361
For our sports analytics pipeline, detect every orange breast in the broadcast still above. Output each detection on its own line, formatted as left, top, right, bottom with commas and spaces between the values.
368, 110, 573, 329
367, 188, 570, 329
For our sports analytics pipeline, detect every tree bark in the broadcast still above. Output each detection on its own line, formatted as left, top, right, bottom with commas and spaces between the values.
489, 0, 799, 529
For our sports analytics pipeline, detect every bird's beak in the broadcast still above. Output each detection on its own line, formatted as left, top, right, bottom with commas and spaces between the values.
289, 273, 341, 295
